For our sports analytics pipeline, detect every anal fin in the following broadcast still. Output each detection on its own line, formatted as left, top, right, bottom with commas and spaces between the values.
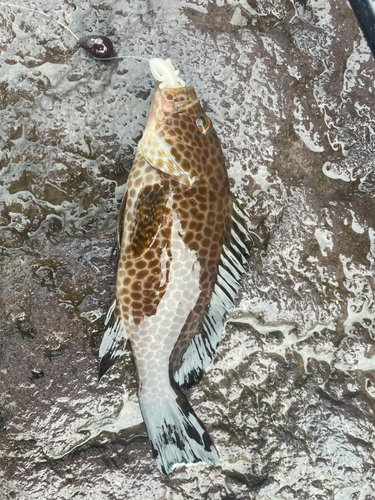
98, 298, 127, 381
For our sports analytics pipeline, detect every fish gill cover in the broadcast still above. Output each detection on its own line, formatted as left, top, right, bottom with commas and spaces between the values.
0, 0, 375, 498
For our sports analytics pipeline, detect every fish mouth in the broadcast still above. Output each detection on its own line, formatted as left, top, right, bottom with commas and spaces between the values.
156, 84, 177, 113
142, 85, 175, 135
156, 83, 199, 113
139, 84, 200, 187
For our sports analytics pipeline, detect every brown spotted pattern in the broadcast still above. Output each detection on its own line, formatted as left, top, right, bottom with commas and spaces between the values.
116, 84, 231, 346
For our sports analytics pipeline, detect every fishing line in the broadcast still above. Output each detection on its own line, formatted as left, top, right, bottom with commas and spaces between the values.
0, 1, 150, 61
0, 3, 185, 89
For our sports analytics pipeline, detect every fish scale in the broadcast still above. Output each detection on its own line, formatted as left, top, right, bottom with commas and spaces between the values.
98, 82, 254, 475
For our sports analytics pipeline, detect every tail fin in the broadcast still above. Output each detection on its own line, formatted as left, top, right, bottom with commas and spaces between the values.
139, 388, 219, 475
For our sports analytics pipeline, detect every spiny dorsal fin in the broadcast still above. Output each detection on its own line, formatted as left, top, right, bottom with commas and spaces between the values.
173, 200, 259, 388
98, 299, 127, 381
116, 187, 128, 255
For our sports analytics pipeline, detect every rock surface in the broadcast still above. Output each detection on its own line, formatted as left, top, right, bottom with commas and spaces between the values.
1, 0, 375, 498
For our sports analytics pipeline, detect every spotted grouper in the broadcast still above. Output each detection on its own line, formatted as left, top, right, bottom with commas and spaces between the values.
98, 59, 255, 475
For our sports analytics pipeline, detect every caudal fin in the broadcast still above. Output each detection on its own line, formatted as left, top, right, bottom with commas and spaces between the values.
140, 388, 219, 475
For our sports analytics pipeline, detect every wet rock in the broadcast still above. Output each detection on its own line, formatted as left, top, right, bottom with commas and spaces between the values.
1, 0, 375, 498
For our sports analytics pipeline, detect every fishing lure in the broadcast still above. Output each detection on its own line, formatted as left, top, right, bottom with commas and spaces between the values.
98, 59, 255, 475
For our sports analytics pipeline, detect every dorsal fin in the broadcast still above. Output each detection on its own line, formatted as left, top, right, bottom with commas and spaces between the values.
116, 187, 128, 255
173, 200, 263, 388
98, 299, 127, 381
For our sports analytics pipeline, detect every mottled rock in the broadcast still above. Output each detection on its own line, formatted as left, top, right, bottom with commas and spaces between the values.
1, 0, 375, 498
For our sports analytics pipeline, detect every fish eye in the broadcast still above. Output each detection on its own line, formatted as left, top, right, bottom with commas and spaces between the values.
196, 115, 211, 134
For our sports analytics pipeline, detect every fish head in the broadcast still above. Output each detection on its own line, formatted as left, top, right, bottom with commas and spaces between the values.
140, 84, 225, 187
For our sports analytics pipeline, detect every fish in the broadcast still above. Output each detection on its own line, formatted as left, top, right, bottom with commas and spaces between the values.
98, 73, 256, 475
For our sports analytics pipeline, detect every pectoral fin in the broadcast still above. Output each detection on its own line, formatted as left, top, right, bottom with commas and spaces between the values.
130, 184, 166, 259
